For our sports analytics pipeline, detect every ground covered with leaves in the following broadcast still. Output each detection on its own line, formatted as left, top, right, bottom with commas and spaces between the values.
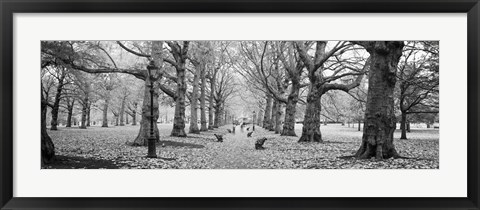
44, 124, 439, 169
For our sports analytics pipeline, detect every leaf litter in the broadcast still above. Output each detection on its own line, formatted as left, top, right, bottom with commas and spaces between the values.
44, 124, 439, 169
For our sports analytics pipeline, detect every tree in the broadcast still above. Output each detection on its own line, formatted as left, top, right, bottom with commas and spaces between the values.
64, 95, 75, 127
277, 42, 306, 136
344, 82, 368, 131
238, 41, 287, 133
189, 41, 213, 132
263, 94, 273, 129
117, 81, 132, 126
199, 63, 208, 131
162, 41, 190, 137
295, 41, 367, 142
94, 73, 117, 127
207, 67, 218, 129
71, 71, 95, 129
207, 42, 229, 129
41, 58, 56, 164
45, 65, 71, 130
352, 41, 405, 159
42, 41, 166, 145
213, 66, 237, 127
397, 41, 439, 139
188, 60, 201, 134
126, 101, 139, 125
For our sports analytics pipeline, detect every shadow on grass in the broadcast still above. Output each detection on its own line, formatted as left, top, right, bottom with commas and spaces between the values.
159, 140, 205, 149
42, 155, 122, 169
322, 141, 353, 144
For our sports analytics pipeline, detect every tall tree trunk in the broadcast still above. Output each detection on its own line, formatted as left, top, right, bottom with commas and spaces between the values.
169, 42, 189, 137
86, 103, 91, 127
50, 73, 66, 130
132, 79, 160, 146
79, 97, 88, 129
66, 108, 73, 127
130, 102, 138, 126
358, 120, 361, 131
41, 94, 55, 165
208, 76, 215, 130
200, 66, 208, 131
270, 100, 279, 131
354, 41, 404, 159
224, 111, 228, 126
50, 92, 62, 130
131, 111, 136, 125
400, 111, 407, 139
102, 99, 109, 127
126, 114, 129, 124
282, 80, 300, 136
263, 95, 272, 129
189, 68, 200, 134
66, 98, 74, 128
171, 67, 187, 137
257, 110, 264, 127
119, 96, 126, 126
275, 101, 284, 134
298, 89, 323, 142
214, 102, 223, 128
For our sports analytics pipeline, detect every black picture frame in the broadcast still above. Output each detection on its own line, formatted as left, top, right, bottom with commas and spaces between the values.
1, 0, 479, 209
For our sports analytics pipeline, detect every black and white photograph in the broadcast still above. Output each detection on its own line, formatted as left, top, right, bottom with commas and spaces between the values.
41, 41, 439, 169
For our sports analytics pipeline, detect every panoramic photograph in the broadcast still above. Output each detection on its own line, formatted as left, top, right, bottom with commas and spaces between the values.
41, 41, 439, 169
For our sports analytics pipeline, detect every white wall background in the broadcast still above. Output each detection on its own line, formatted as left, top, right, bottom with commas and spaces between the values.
14, 13, 467, 197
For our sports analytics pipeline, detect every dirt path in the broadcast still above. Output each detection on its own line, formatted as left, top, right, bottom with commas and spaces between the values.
211, 125, 264, 169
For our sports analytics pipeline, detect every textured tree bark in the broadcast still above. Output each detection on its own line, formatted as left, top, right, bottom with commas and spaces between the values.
86, 104, 91, 127
171, 62, 187, 137
208, 75, 215, 130
214, 102, 223, 128
354, 41, 404, 159
79, 97, 88, 129
167, 41, 189, 137
41, 94, 55, 165
269, 100, 278, 131
298, 89, 323, 143
66, 98, 74, 128
189, 67, 200, 134
66, 108, 73, 127
50, 91, 62, 130
102, 99, 109, 127
358, 121, 361, 131
132, 78, 160, 146
50, 71, 66, 131
200, 66, 208, 131
275, 101, 284, 134
400, 111, 407, 139
114, 114, 119, 126
263, 95, 272, 129
281, 80, 300, 136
